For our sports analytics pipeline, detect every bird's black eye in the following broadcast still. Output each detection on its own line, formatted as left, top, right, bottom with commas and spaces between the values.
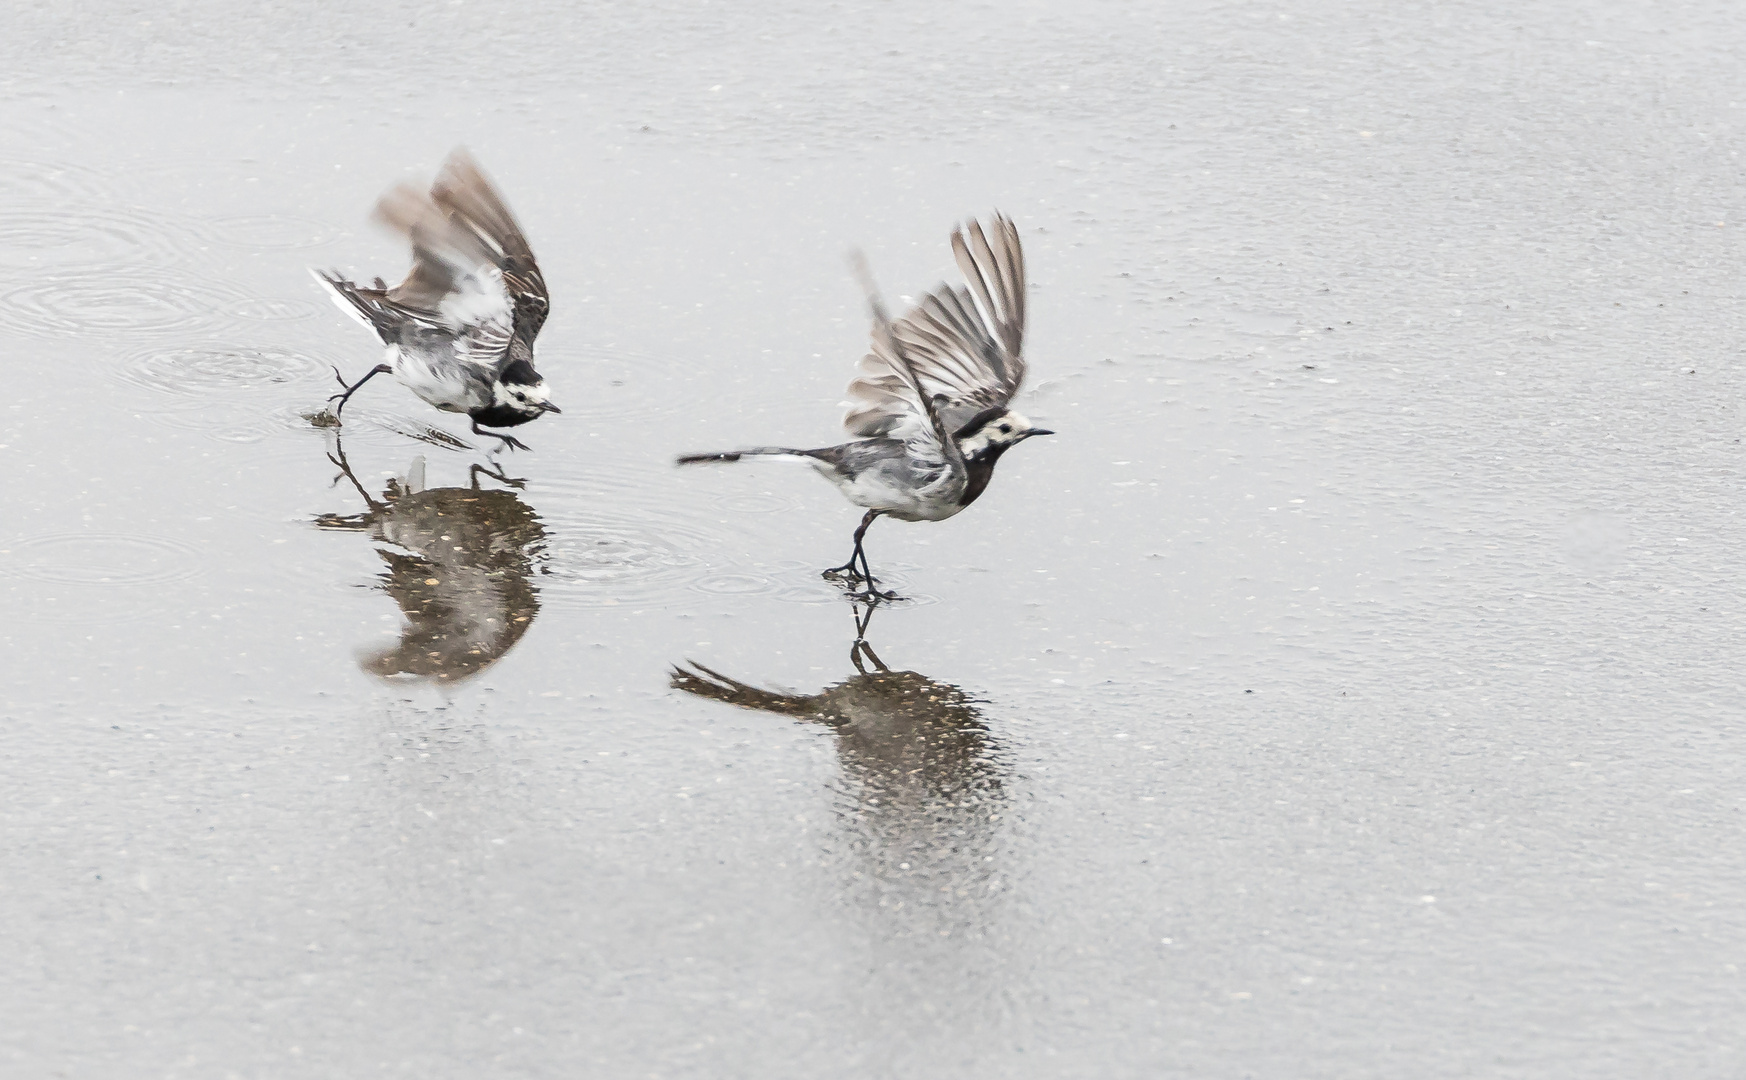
998, 423, 1011, 434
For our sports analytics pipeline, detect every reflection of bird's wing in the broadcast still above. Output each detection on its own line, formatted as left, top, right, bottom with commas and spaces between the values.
370, 149, 548, 375
363, 486, 544, 682
845, 214, 1027, 439
365, 552, 530, 680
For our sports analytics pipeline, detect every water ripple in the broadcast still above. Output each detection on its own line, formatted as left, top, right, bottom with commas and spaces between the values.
712, 491, 804, 515
0, 532, 203, 588
533, 473, 733, 609
141, 398, 335, 446
693, 573, 772, 595
0, 157, 114, 204
198, 213, 339, 250
0, 270, 245, 337
538, 511, 716, 608
0, 207, 181, 270
223, 296, 324, 322
114, 343, 336, 396
537, 344, 696, 423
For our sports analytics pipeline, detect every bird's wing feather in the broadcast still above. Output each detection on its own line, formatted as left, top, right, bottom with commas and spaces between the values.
367, 149, 546, 374
849, 254, 958, 469
844, 213, 1027, 438
431, 150, 549, 337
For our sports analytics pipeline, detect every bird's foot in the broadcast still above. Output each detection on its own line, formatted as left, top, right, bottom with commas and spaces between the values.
821, 563, 868, 584
472, 420, 532, 453
325, 371, 351, 410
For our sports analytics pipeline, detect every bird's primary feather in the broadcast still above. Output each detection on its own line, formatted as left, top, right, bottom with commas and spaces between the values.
844, 213, 1028, 439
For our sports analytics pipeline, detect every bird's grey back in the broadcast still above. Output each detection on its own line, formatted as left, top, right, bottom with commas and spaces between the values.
810, 438, 948, 487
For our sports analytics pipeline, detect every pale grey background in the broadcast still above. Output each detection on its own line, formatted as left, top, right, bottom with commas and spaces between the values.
3, 1, 1745, 1077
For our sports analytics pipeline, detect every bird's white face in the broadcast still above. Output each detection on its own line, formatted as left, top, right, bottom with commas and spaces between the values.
494, 379, 557, 417
956, 410, 1046, 458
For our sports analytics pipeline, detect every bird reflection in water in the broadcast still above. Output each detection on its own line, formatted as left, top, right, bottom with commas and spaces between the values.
316, 437, 546, 682
672, 602, 1012, 937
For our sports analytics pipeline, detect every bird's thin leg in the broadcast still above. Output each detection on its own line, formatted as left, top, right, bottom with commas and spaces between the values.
471, 419, 531, 453
327, 363, 393, 420
824, 510, 882, 583
852, 514, 900, 601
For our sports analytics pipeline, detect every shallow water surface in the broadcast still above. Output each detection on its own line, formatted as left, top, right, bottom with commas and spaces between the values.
5, 2, 1746, 1076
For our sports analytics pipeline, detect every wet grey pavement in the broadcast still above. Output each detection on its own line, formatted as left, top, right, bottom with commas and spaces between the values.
5, 1, 1746, 1076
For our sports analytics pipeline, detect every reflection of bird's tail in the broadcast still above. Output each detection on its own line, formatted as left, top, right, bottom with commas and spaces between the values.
675, 447, 818, 466
669, 662, 812, 715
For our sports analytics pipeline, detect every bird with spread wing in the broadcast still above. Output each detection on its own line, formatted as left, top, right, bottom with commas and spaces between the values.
313, 149, 560, 452
678, 213, 1052, 596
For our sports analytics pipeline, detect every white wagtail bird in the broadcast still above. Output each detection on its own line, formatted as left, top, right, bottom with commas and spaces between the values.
677, 213, 1051, 595
313, 149, 560, 452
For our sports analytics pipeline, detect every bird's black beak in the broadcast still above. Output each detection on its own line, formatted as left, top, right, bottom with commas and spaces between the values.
1027, 428, 1055, 438
540, 402, 563, 414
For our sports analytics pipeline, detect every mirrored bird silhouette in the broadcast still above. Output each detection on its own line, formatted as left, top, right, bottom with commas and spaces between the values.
677, 213, 1052, 598
316, 438, 547, 682
314, 148, 560, 452
670, 602, 1007, 865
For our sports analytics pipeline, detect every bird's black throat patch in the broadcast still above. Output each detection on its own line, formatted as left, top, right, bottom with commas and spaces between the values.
470, 403, 539, 429
958, 447, 1012, 508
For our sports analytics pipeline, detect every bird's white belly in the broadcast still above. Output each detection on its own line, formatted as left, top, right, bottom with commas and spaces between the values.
817, 463, 965, 522
389, 345, 486, 414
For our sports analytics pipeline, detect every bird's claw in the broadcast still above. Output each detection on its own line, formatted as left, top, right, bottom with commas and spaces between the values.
493, 434, 532, 453
824, 569, 897, 603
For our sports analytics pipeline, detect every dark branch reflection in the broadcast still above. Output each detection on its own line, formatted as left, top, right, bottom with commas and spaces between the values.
316, 438, 545, 682
672, 603, 1012, 935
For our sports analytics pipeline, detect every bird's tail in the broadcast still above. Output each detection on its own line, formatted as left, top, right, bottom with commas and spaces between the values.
310, 268, 398, 342
675, 447, 818, 465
